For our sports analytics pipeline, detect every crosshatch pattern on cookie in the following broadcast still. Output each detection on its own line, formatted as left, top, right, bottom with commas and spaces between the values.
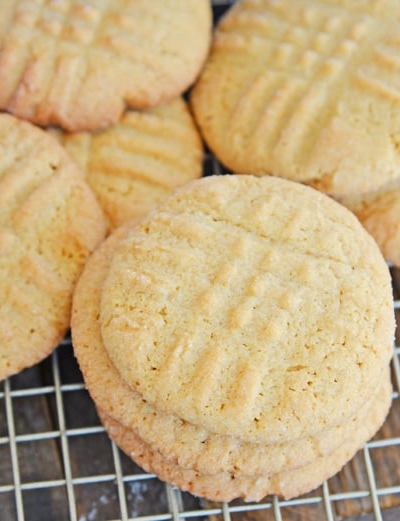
0, 0, 211, 130
191, 0, 400, 196
216, 1, 400, 133
50, 97, 203, 229
99, 175, 394, 444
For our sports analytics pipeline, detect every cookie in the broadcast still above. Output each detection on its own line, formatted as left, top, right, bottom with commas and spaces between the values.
71, 218, 387, 476
99, 175, 394, 443
190, 0, 400, 197
50, 98, 203, 229
97, 373, 391, 501
0, 112, 107, 381
0, 0, 212, 131
339, 178, 400, 268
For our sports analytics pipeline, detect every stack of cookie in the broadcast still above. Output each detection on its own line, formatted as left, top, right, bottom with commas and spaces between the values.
0, 0, 211, 380
71, 174, 395, 502
190, 0, 400, 267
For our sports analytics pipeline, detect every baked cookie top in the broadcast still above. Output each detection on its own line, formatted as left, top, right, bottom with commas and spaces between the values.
0, 0, 212, 131
191, 0, 400, 197
0, 113, 107, 381
51, 98, 203, 229
72, 218, 387, 475
99, 174, 394, 443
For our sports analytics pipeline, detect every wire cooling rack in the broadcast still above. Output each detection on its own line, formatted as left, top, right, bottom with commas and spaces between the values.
2, 2, 400, 520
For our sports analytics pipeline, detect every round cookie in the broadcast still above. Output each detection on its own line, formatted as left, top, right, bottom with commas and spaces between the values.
97, 374, 391, 502
50, 98, 203, 229
190, 0, 400, 197
99, 175, 394, 443
0, 0, 212, 131
0, 112, 107, 382
71, 220, 387, 476
339, 178, 400, 268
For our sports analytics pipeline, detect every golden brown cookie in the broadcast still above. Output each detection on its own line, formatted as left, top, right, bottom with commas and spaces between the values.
0, 0, 212, 131
191, 0, 400, 197
99, 175, 394, 443
50, 98, 203, 229
71, 218, 387, 477
0, 113, 107, 381
340, 178, 400, 268
97, 372, 391, 501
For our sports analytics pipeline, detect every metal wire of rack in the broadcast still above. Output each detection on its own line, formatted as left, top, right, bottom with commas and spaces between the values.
2, 1, 400, 520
